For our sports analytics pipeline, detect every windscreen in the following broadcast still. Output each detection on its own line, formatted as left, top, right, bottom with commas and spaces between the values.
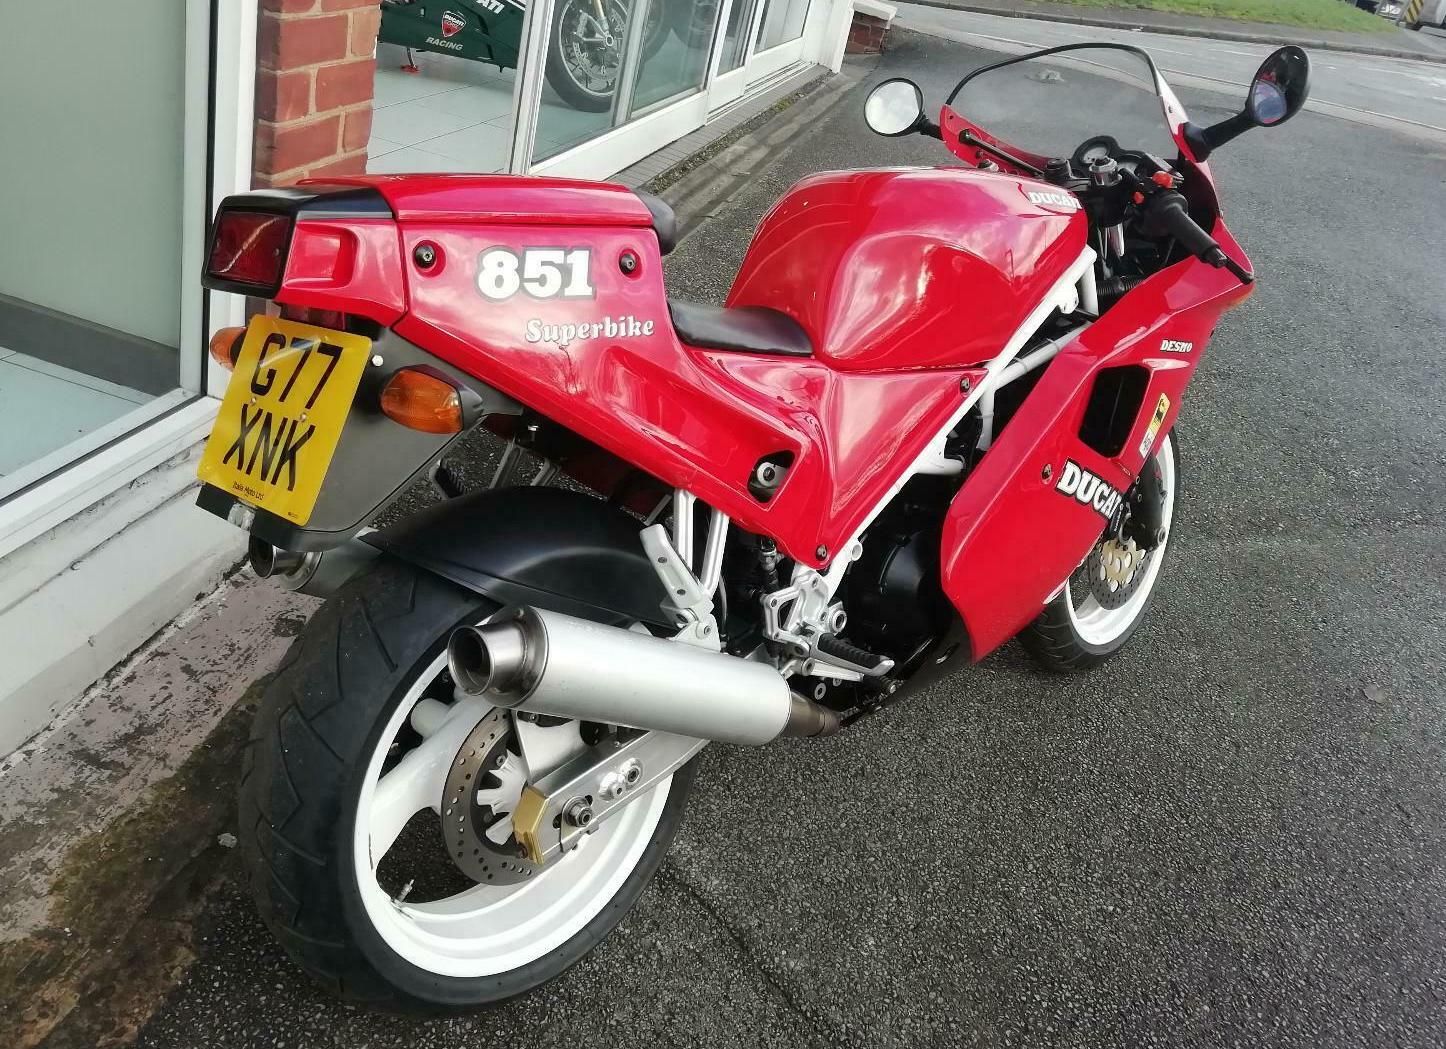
947, 45, 1181, 169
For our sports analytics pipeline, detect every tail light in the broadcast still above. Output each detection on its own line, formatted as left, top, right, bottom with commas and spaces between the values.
279, 305, 349, 330
205, 210, 292, 294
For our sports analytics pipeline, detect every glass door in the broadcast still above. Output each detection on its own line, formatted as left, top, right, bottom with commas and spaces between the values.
705, 0, 813, 115
706, 0, 766, 112
718, 0, 763, 75
755, 0, 812, 53
744, 0, 813, 88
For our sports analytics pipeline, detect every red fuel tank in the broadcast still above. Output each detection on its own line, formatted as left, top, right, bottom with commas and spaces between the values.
726, 168, 1088, 371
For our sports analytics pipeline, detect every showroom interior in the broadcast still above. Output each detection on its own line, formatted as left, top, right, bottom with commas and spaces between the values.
0, 0, 861, 758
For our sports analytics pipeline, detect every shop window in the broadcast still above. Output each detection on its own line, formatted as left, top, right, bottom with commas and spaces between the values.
367, 1, 522, 175
0, 1, 193, 501
532, 0, 724, 163
628, 0, 719, 115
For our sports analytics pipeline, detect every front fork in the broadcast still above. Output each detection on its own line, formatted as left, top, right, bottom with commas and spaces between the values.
1122, 447, 1168, 551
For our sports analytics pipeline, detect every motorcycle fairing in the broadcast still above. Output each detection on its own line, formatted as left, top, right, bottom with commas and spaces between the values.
388, 213, 978, 568
378, 0, 524, 69
939, 223, 1254, 658
290, 173, 1081, 570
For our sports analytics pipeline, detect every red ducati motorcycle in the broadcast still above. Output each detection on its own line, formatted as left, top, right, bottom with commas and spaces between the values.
197, 43, 1309, 1007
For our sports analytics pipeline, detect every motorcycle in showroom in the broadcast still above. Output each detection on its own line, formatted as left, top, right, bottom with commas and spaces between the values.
195, 42, 1309, 1007
378, 0, 716, 111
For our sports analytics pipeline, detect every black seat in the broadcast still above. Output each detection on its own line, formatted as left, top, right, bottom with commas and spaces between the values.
634, 189, 678, 254
668, 299, 813, 358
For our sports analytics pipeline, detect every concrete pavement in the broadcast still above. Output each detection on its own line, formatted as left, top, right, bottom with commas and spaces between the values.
905, 0, 1446, 61
74, 24, 1446, 1049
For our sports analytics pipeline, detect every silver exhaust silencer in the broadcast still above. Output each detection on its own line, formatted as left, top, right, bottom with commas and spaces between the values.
248, 535, 378, 598
448, 606, 839, 745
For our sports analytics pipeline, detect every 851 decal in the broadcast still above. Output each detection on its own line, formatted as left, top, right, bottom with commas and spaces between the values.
476, 247, 595, 301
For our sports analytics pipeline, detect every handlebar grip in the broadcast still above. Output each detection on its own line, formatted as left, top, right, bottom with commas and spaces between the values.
1141, 191, 1254, 285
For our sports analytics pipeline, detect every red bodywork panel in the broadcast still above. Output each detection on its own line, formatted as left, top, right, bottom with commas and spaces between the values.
265, 157, 1252, 657
728, 168, 1087, 370
941, 222, 1252, 655
286, 175, 986, 570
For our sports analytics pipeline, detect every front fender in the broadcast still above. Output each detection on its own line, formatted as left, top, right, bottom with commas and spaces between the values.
366, 487, 670, 629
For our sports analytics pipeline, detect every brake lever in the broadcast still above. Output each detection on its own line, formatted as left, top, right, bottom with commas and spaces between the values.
1212, 250, 1255, 285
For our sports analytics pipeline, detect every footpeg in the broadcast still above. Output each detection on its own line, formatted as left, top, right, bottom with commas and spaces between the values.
817, 636, 890, 673
807, 635, 895, 679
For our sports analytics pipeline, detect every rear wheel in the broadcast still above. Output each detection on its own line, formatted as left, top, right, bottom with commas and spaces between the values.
238, 558, 693, 1009
1019, 433, 1178, 673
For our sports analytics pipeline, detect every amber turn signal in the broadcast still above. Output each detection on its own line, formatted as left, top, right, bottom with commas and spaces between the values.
208, 326, 246, 371
380, 368, 464, 434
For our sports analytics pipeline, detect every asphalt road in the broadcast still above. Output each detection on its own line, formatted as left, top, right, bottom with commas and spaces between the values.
122, 27, 1446, 1049
896, 2, 1446, 135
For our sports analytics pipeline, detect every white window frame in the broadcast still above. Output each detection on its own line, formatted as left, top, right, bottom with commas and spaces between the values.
0, 0, 256, 558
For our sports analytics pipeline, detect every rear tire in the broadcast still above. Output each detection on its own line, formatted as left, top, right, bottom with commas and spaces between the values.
238, 558, 694, 1010
1019, 433, 1178, 673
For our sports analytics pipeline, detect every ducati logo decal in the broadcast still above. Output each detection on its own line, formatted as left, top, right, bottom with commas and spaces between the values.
440, 11, 466, 37
1026, 190, 1080, 211
1160, 339, 1194, 354
1055, 460, 1123, 520
1138, 393, 1170, 459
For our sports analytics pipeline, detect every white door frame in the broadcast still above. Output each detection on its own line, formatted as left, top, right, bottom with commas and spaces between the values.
706, 0, 769, 112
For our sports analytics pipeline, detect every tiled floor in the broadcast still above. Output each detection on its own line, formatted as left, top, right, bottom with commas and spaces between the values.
0, 346, 152, 477
367, 44, 615, 174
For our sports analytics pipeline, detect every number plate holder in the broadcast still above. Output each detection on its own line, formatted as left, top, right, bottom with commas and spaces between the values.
197, 316, 372, 526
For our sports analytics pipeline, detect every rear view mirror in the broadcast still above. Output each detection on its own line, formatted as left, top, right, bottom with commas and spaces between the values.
1246, 46, 1310, 127
864, 78, 925, 137
1183, 45, 1310, 161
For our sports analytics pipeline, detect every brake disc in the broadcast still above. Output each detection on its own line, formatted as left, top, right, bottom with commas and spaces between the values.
441, 710, 541, 886
1080, 535, 1151, 610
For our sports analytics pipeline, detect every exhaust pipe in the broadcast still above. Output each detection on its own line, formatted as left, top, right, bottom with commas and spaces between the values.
248, 535, 378, 598
447, 606, 840, 745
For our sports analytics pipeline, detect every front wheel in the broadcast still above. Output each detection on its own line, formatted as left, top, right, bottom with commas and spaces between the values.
544, 0, 636, 112
237, 559, 693, 1009
1019, 433, 1178, 673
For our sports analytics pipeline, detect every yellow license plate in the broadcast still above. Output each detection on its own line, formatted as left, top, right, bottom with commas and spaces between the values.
198, 316, 373, 526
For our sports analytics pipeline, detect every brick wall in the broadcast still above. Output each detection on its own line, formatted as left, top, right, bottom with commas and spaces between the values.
846, 12, 890, 55
253, 0, 381, 187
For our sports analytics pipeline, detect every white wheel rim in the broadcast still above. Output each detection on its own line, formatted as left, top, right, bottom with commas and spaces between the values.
353, 652, 671, 978
1065, 434, 1176, 647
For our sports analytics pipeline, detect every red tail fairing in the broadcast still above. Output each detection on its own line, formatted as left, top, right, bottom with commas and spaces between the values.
387, 208, 980, 568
